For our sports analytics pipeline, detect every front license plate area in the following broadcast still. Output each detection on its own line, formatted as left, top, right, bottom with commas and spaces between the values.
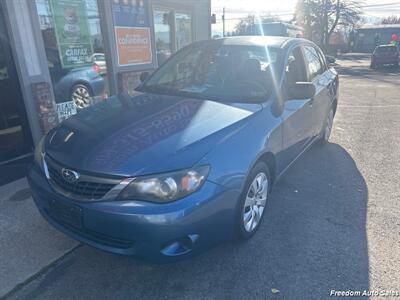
49, 199, 82, 229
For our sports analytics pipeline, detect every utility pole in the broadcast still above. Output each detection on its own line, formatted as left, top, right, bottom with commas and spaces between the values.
222, 7, 226, 37
306, 0, 311, 40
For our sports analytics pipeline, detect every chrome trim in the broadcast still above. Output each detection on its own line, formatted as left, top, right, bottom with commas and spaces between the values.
43, 155, 131, 202
43, 153, 50, 179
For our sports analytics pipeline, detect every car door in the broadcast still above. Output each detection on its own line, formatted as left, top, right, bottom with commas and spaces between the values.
278, 46, 315, 171
302, 45, 332, 136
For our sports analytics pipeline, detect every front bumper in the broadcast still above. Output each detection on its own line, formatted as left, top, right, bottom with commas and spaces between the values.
28, 164, 240, 262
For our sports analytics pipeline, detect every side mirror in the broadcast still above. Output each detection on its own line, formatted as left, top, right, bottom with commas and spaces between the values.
325, 55, 336, 65
286, 82, 316, 100
140, 71, 150, 83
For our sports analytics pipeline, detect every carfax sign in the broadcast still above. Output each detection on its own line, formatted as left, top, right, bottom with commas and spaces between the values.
112, 0, 153, 66
50, 0, 93, 68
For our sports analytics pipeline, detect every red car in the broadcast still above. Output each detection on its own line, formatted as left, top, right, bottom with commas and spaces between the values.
370, 45, 399, 69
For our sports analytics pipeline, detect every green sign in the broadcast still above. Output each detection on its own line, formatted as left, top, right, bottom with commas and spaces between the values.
50, 0, 93, 68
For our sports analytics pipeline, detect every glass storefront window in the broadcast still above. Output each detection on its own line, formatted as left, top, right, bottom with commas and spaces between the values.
153, 9, 193, 66
0, 43, 9, 80
0, 10, 32, 164
153, 9, 173, 66
35, 0, 109, 120
175, 12, 192, 50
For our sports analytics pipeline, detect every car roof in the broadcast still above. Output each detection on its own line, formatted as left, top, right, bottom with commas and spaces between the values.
193, 36, 309, 50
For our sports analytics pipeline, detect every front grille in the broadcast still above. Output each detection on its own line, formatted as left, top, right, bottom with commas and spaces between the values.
45, 157, 120, 200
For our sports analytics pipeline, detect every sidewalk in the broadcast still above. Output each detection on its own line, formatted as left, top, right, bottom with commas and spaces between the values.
0, 178, 79, 298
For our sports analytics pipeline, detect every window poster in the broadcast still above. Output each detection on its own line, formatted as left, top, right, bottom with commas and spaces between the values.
112, 0, 153, 66
50, 0, 93, 68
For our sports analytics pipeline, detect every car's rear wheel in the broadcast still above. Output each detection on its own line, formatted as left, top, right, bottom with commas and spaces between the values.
236, 162, 270, 240
71, 84, 92, 109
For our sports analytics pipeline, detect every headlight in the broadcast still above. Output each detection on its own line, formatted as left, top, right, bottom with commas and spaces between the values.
34, 136, 46, 169
117, 165, 210, 203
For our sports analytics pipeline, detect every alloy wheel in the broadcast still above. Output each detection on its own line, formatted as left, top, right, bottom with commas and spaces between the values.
72, 85, 91, 109
243, 172, 269, 233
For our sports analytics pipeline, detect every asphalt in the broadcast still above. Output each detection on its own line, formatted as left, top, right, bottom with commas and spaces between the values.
5, 54, 400, 300
0, 179, 78, 298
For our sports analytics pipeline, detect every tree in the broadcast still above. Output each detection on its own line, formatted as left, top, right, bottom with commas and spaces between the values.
295, 0, 362, 51
381, 15, 400, 24
233, 15, 281, 36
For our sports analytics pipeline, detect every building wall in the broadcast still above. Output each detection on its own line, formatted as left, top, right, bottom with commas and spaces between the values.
355, 27, 400, 53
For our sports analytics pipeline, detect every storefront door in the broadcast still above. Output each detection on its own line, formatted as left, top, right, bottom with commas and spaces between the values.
0, 4, 33, 185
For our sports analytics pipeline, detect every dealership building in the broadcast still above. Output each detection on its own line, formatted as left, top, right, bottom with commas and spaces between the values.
0, 0, 211, 185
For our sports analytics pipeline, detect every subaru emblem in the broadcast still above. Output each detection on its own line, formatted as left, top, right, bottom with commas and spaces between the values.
61, 168, 80, 183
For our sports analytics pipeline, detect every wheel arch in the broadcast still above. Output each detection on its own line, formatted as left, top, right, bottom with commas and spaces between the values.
332, 97, 338, 116
255, 151, 277, 189
70, 81, 93, 98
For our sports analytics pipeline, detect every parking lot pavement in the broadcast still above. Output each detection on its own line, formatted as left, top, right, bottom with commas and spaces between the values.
7, 54, 400, 300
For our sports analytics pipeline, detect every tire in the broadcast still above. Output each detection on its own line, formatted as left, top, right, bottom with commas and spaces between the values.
71, 84, 92, 109
236, 162, 271, 240
319, 108, 334, 144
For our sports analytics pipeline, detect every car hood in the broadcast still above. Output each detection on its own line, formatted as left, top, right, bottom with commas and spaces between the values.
45, 93, 261, 177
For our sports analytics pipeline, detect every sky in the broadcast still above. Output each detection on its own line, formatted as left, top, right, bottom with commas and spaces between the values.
211, 0, 400, 35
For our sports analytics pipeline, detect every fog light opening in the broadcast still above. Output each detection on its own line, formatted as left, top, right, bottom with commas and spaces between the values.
161, 234, 199, 257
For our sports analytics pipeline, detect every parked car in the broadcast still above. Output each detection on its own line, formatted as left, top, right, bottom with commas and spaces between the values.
28, 36, 339, 262
90, 53, 107, 75
50, 65, 106, 109
370, 44, 399, 69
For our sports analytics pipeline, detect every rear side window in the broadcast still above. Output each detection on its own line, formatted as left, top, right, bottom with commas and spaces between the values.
303, 45, 324, 80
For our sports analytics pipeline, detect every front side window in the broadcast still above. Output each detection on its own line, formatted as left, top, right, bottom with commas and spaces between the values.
303, 45, 323, 80
284, 47, 307, 86
139, 44, 280, 103
35, 0, 109, 120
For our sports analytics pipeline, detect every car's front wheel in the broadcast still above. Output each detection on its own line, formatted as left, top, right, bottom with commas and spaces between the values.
236, 162, 270, 240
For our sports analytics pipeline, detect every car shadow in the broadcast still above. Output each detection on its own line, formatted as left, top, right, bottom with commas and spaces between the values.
18, 143, 369, 300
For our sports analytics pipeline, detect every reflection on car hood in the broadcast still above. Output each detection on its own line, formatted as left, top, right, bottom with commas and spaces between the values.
45, 93, 262, 177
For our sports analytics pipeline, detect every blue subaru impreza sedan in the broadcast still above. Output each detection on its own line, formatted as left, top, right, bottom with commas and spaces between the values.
28, 36, 339, 262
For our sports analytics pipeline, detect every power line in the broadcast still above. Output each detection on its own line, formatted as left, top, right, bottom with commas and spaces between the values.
212, 2, 400, 25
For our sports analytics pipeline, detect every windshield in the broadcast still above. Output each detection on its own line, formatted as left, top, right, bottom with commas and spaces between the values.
138, 43, 281, 103
376, 46, 397, 53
